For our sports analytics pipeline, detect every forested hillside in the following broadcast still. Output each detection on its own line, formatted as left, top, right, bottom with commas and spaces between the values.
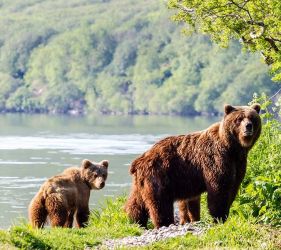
0, 0, 279, 115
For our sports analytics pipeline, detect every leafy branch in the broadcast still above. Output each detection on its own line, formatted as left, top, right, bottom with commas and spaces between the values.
169, 0, 281, 80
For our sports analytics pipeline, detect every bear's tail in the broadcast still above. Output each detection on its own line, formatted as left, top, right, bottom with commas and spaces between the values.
130, 154, 146, 175
130, 160, 139, 175
130, 164, 136, 175
28, 193, 48, 228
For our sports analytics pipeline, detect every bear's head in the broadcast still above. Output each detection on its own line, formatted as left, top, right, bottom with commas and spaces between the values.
81, 159, 109, 190
222, 103, 262, 148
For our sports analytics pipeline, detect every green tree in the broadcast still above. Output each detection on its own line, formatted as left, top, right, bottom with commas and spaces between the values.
168, 0, 281, 81
0, 73, 22, 110
0, 0, 279, 114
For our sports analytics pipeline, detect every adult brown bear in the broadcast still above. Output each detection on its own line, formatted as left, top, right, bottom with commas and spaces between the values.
29, 159, 108, 228
125, 104, 261, 228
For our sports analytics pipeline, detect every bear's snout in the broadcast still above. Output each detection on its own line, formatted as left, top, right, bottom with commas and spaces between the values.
100, 181, 105, 188
244, 122, 253, 135
94, 178, 105, 189
241, 119, 254, 136
245, 122, 253, 130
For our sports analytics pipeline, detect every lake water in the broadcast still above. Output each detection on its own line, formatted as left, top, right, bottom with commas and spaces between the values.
0, 114, 218, 228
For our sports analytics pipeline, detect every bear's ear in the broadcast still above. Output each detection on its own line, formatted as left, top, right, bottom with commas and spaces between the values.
224, 104, 236, 115
100, 160, 109, 169
251, 103, 261, 114
82, 159, 92, 169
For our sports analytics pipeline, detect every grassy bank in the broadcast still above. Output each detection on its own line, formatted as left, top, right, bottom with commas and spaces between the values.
0, 197, 280, 249
0, 198, 141, 249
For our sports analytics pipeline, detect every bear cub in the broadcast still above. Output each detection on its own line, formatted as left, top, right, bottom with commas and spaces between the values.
29, 159, 109, 228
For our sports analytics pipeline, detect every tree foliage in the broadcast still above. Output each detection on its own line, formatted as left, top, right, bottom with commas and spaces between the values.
168, 0, 281, 81
0, 0, 279, 114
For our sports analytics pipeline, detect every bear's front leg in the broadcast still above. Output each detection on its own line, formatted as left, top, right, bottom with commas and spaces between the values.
207, 190, 231, 223
76, 206, 90, 228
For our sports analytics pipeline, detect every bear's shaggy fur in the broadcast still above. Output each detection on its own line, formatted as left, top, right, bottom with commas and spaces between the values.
29, 159, 108, 228
125, 104, 261, 228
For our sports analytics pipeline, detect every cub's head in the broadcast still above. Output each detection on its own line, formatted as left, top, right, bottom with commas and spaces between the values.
81, 159, 109, 190
223, 103, 262, 148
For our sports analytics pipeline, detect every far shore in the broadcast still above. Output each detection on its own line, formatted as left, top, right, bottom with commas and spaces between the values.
0, 109, 221, 117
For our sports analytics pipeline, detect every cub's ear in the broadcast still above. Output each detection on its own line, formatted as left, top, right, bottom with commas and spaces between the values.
81, 159, 92, 169
251, 103, 261, 114
100, 160, 109, 169
224, 104, 236, 115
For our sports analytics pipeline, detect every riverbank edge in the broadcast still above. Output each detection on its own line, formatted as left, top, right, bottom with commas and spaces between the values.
0, 109, 219, 117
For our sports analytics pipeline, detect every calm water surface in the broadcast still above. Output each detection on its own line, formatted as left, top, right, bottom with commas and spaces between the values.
0, 114, 218, 228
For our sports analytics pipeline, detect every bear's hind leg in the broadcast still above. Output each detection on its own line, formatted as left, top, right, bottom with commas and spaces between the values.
147, 198, 174, 228
142, 186, 174, 228
125, 191, 148, 228
178, 200, 189, 225
46, 195, 68, 227
187, 197, 201, 222
76, 206, 90, 228
49, 213, 67, 227
64, 210, 74, 228
28, 195, 48, 228
178, 197, 201, 225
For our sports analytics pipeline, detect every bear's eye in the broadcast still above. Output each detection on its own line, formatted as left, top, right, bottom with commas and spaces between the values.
93, 173, 98, 178
248, 115, 254, 120
237, 117, 243, 123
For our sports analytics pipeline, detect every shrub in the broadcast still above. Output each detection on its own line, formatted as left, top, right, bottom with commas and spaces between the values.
232, 94, 281, 227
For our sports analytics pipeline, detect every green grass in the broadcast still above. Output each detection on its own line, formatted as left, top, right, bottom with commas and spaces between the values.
150, 218, 280, 249
0, 197, 142, 249
0, 197, 280, 250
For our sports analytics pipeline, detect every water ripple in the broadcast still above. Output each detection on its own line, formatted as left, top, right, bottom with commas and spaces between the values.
0, 134, 164, 155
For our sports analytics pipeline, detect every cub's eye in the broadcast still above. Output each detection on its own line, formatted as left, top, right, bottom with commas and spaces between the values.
102, 174, 106, 178
93, 173, 98, 178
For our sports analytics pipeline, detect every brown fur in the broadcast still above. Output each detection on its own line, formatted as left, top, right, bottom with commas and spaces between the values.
125, 104, 261, 228
29, 159, 109, 228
